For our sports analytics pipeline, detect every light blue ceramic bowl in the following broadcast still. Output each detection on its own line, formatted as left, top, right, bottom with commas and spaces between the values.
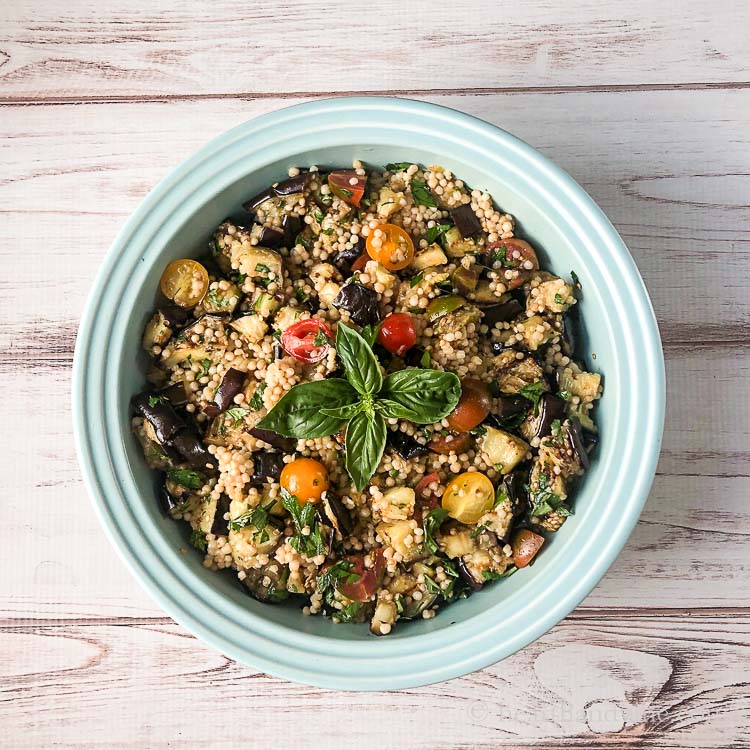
73, 97, 664, 690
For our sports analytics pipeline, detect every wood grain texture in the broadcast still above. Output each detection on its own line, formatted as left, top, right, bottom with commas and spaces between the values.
0, 0, 749, 101
2, 614, 749, 748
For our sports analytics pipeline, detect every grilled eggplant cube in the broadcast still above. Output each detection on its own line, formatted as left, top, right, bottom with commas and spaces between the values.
142, 310, 174, 350
203, 283, 241, 315
230, 313, 268, 344
558, 367, 602, 402
411, 243, 448, 271
480, 426, 530, 474
442, 226, 479, 258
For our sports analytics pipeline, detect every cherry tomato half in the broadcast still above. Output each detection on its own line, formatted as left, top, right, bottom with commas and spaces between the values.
366, 223, 415, 271
338, 549, 385, 602
487, 239, 539, 290
328, 170, 368, 207
280, 457, 329, 504
441, 471, 495, 524
159, 259, 209, 308
377, 312, 417, 356
446, 378, 492, 432
281, 319, 333, 363
511, 528, 545, 568
351, 251, 370, 272
429, 431, 473, 455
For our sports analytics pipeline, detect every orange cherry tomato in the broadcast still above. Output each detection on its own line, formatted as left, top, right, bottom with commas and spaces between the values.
338, 549, 385, 602
328, 170, 368, 207
280, 458, 329, 504
446, 378, 491, 432
511, 528, 545, 568
159, 259, 209, 308
365, 223, 415, 271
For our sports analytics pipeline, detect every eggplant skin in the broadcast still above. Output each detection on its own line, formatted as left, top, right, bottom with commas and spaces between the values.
282, 213, 302, 248
567, 417, 590, 470
132, 393, 185, 445
170, 430, 214, 470
334, 235, 366, 272
483, 299, 523, 328
450, 204, 483, 238
533, 393, 566, 439
247, 427, 295, 452
205, 367, 246, 417
332, 282, 380, 327
457, 558, 484, 590
211, 495, 231, 536
251, 452, 286, 484
388, 430, 429, 460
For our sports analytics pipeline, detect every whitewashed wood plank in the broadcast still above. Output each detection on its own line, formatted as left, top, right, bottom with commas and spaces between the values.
2, 348, 748, 621
0, 0, 748, 100
0, 90, 749, 346
1, 614, 748, 748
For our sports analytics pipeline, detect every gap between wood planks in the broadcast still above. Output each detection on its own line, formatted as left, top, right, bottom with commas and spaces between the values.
2, 80, 750, 106
3, 607, 749, 629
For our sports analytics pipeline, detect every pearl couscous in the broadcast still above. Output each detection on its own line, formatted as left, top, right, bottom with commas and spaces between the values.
132, 161, 602, 635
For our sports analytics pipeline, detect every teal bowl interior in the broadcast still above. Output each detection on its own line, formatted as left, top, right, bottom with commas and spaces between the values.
73, 97, 664, 690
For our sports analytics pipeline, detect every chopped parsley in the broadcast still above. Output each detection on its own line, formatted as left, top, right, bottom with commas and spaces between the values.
322, 227, 334, 235
494, 485, 508, 508
148, 394, 167, 407
425, 223, 451, 244
410, 180, 437, 208
206, 288, 229, 309
334, 601, 363, 623
296, 234, 310, 249
338, 187, 353, 198
529, 471, 571, 518
518, 380, 547, 415
295, 287, 310, 305
198, 358, 212, 378
424, 575, 442, 595
255, 263, 270, 274
313, 329, 330, 347
224, 407, 250, 427
409, 271, 424, 288
470, 524, 489, 539
190, 529, 207, 552
571, 270, 581, 288
228, 499, 277, 542
558, 389, 571, 401
422, 507, 449, 554
166, 468, 204, 491
470, 425, 487, 437
385, 162, 411, 171
482, 566, 517, 581
316, 560, 360, 594
409, 307, 423, 314
280, 488, 326, 559
550, 419, 562, 437
313, 209, 325, 223
248, 382, 266, 410
554, 293, 565, 305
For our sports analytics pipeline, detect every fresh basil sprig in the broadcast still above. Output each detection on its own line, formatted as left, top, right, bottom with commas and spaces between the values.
257, 323, 461, 490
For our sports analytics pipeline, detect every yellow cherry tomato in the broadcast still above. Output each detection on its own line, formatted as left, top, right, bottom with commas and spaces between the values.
280, 458, 329, 505
441, 471, 495, 524
159, 259, 209, 308
365, 223, 415, 271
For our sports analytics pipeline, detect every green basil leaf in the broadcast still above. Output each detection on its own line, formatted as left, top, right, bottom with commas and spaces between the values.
380, 369, 461, 424
345, 411, 387, 491
385, 162, 412, 171
335, 323, 383, 396
321, 401, 365, 420
425, 223, 451, 244
375, 398, 418, 420
256, 379, 357, 438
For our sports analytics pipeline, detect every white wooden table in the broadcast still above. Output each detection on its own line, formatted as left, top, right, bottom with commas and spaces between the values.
3, 2, 749, 747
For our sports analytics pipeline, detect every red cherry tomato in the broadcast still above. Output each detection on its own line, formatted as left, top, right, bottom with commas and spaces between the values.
377, 312, 417, 356
414, 471, 440, 525
351, 251, 369, 272
281, 319, 333, 363
328, 170, 368, 207
511, 529, 545, 568
338, 549, 385, 602
429, 431, 473, 455
446, 378, 491, 432
487, 239, 539, 290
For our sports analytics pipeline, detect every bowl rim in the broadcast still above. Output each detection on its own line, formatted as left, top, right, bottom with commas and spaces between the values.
72, 96, 665, 690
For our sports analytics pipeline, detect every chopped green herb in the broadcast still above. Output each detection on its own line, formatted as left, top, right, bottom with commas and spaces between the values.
248, 382, 266, 411
231, 271, 247, 285
228, 499, 277, 542
470, 425, 487, 437
206, 288, 229, 309
409, 271, 424, 288
420, 350, 431, 368
166, 468, 205, 490
339, 187, 353, 198
322, 227, 334, 235
518, 380, 546, 415
529, 471, 570, 518
295, 287, 310, 305
422, 507, 449, 554
225, 407, 250, 427
313, 329, 330, 347
385, 162, 412, 172
394, 594, 404, 614
280, 488, 326, 559
425, 223, 451, 244
317, 560, 360, 594
410, 180, 437, 208
558, 389, 571, 401
409, 307, 423, 314
571, 270, 581, 288
199, 358, 212, 378
471, 524, 489, 539
482, 566, 518, 581
314, 209, 325, 223
493, 485, 508, 508
550, 419, 562, 436
554, 293, 565, 305
255, 263, 270, 274
436, 279, 454, 293
148, 394, 167, 407
190, 528, 207, 552
424, 575, 442, 596
334, 601, 363, 623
